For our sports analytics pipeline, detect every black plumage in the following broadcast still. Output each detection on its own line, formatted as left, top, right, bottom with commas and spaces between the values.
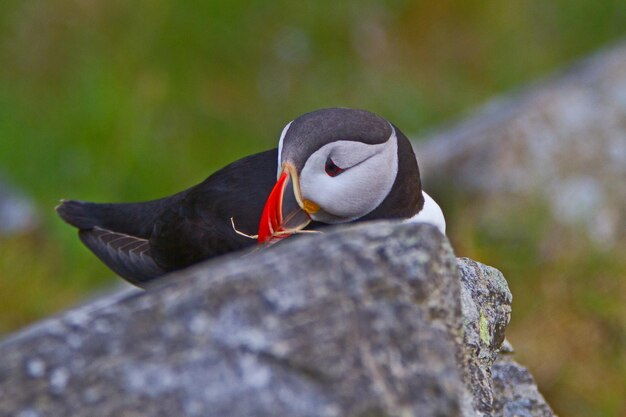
57, 149, 278, 286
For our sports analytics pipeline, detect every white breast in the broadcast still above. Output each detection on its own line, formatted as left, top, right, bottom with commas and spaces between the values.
406, 191, 446, 234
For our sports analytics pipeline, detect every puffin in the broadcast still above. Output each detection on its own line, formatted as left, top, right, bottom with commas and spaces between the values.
57, 108, 445, 287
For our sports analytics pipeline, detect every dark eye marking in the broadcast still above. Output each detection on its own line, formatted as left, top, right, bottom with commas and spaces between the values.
325, 157, 344, 177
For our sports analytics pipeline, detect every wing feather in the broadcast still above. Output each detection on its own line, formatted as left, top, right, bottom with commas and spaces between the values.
79, 227, 166, 287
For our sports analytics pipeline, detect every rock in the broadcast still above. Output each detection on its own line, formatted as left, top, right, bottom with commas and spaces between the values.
455, 258, 555, 417
492, 355, 556, 417
0, 222, 464, 417
457, 258, 513, 416
414, 41, 626, 248
0, 221, 554, 417
0, 175, 38, 235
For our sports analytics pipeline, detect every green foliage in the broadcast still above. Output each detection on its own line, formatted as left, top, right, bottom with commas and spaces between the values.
1, 1, 625, 416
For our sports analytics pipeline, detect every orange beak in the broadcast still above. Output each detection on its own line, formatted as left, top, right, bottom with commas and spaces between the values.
257, 164, 317, 244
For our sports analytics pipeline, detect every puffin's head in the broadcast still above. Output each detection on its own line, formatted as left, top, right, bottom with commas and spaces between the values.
258, 108, 425, 243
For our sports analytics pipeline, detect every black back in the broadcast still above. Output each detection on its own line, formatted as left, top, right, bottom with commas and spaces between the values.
149, 149, 278, 270
57, 149, 279, 284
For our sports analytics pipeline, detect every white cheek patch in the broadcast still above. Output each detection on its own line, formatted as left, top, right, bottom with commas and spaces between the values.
327, 141, 380, 169
277, 121, 293, 178
300, 129, 399, 222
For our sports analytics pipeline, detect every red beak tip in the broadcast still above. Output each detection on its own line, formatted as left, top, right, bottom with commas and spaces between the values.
258, 171, 289, 244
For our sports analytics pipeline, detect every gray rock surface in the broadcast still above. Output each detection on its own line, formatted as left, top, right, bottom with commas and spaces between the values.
455, 258, 555, 417
0, 175, 38, 235
414, 41, 626, 247
457, 258, 513, 416
0, 221, 554, 417
492, 355, 556, 417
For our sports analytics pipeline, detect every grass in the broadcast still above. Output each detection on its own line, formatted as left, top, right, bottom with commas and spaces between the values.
1, 1, 625, 416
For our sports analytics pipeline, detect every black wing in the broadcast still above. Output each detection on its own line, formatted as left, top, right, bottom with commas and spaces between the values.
149, 149, 280, 270
79, 227, 166, 287
57, 148, 279, 285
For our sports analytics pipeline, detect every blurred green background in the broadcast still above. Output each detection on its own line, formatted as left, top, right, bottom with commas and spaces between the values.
1, 1, 625, 416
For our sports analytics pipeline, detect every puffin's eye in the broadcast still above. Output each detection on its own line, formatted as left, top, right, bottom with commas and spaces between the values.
325, 157, 344, 177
